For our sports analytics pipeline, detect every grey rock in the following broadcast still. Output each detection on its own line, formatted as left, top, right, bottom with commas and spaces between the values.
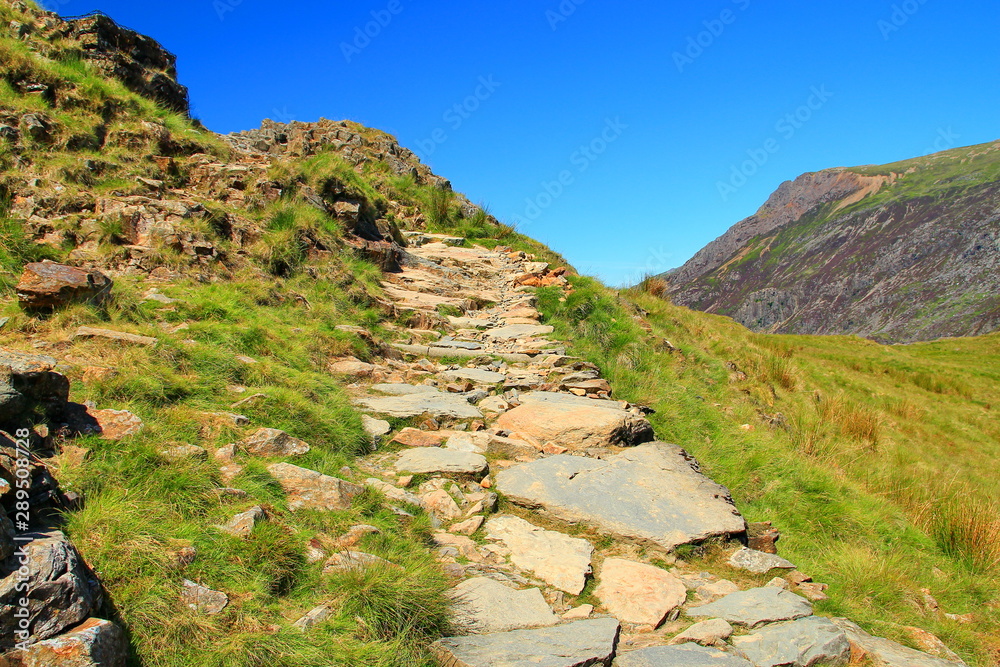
450, 577, 559, 634
484, 324, 554, 340
13, 617, 127, 667
365, 478, 424, 508
430, 617, 620, 667
432, 340, 483, 350
181, 579, 229, 614
355, 387, 483, 419
216, 506, 266, 537
267, 463, 363, 511
728, 547, 796, 574
495, 443, 746, 551
732, 616, 850, 667
670, 618, 735, 647
485, 515, 593, 595
615, 643, 752, 667
687, 587, 812, 628
292, 605, 333, 632
394, 448, 488, 478
831, 618, 968, 667
440, 368, 506, 384
0, 531, 101, 650
362, 415, 391, 437
240, 428, 310, 456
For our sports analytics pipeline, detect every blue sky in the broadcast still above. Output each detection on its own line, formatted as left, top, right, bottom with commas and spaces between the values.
45, 0, 1000, 285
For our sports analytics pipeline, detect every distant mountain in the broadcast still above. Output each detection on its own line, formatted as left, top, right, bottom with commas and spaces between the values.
664, 142, 1000, 343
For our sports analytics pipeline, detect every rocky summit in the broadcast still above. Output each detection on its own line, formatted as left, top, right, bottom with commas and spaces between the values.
664, 148, 1000, 343
0, 2, 991, 666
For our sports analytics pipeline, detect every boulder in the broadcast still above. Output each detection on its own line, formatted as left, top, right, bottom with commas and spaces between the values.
430, 617, 620, 667
484, 515, 593, 595
0, 349, 70, 427
394, 448, 488, 478
831, 618, 968, 667
181, 580, 228, 614
267, 463, 363, 511
449, 577, 559, 634
361, 415, 391, 438
687, 588, 812, 629
240, 428, 310, 457
16, 263, 112, 311
11, 617, 127, 667
614, 643, 752, 667
496, 394, 652, 450
495, 443, 746, 551
731, 616, 850, 667
728, 547, 795, 574
0, 531, 102, 650
328, 358, 375, 377
595, 558, 687, 627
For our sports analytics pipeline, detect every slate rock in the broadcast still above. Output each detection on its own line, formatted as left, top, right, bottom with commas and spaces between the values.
16, 262, 112, 311
362, 415, 392, 438
12, 617, 127, 667
687, 587, 812, 628
440, 368, 506, 384
292, 605, 333, 632
496, 395, 652, 450
267, 463, 363, 511
73, 326, 158, 347
614, 642, 752, 667
0, 531, 102, 650
450, 577, 558, 634
483, 324, 554, 340
394, 448, 488, 478
355, 386, 483, 419
831, 618, 967, 667
732, 616, 850, 667
495, 443, 746, 551
728, 547, 795, 574
484, 515, 593, 594
595, 558, 687, 627
669, 618, 735, 647
430, 617, 620, 667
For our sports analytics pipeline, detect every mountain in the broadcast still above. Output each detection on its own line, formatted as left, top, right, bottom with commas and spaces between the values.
1, 3, 998, 666
664, 144, 1000, 343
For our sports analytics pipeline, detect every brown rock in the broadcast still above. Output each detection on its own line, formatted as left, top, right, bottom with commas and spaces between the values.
595, 558, 687, 627
240, 428, 310, 457
748, 521, 781, 554
16, 262, 112, 311
391, 428, 446, 448
11, 617, 127, 667
267, 463, 363, 511
90, 409, 144, 440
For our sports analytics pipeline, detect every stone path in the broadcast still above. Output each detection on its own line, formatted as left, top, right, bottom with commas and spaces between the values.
188, 237, 966, 666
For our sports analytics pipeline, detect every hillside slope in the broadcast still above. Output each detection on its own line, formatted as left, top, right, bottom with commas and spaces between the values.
665, 144, 1000, 343
1, 3, 998, 667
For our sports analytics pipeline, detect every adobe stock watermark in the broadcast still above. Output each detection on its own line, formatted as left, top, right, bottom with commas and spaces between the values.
921, 127, 960, 156
213, 0, 244, 21
717, 85, 833, 202
341, 0, 404, 63
673, 0, 752, 73
547, 0, 587, 31
413, 76, 502, 160
514, 117, 628, 226
10, 427, 35, 651
878, 0, 930, 40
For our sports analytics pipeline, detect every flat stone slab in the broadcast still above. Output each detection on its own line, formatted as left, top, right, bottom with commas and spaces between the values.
831, 618, 966, 667
732, 616, 850, 667
440, 368, 506, 384
432, 339, 484, 350
394, 448, 488, 478
497, 399, 652, 450
728, 547, 796, 574
596, 558, 687, 627
449, 577, 558, 634
355, 387, 483, 419
495, 443, 746, 551
484, 324, 554, 340
430, 617, 620, 667
371, 384, 440, 395
687, 588, 812, 628
485, 515, 593, 594
518, 391, 628, 410
615, 643, 752, 667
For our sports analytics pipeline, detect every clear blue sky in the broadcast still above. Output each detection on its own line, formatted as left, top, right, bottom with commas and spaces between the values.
44, 0, 1000, 285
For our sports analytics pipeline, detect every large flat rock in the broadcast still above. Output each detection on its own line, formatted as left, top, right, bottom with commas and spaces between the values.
355, 387, 483, 419
615, 643, 752, 667
595, 558, 687, 627
440, 368, 506, 384
831, 618, 967, 667
485, 515, 593, 594
430, 617, 621, 667
687, 588, 812, 629
484, 324, 554, 340
394, 448, 489, 478
495, 443, 746, 551
449, 577, 558, 634
496, 397, 652, 450
732, 616, 850, 667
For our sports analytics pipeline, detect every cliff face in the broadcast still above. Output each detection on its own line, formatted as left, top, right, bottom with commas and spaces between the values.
666, 142, 1000, 343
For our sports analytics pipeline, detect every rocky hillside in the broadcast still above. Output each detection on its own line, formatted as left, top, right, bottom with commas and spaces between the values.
1, 2, 998, 666
665, 144, 1000, 343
